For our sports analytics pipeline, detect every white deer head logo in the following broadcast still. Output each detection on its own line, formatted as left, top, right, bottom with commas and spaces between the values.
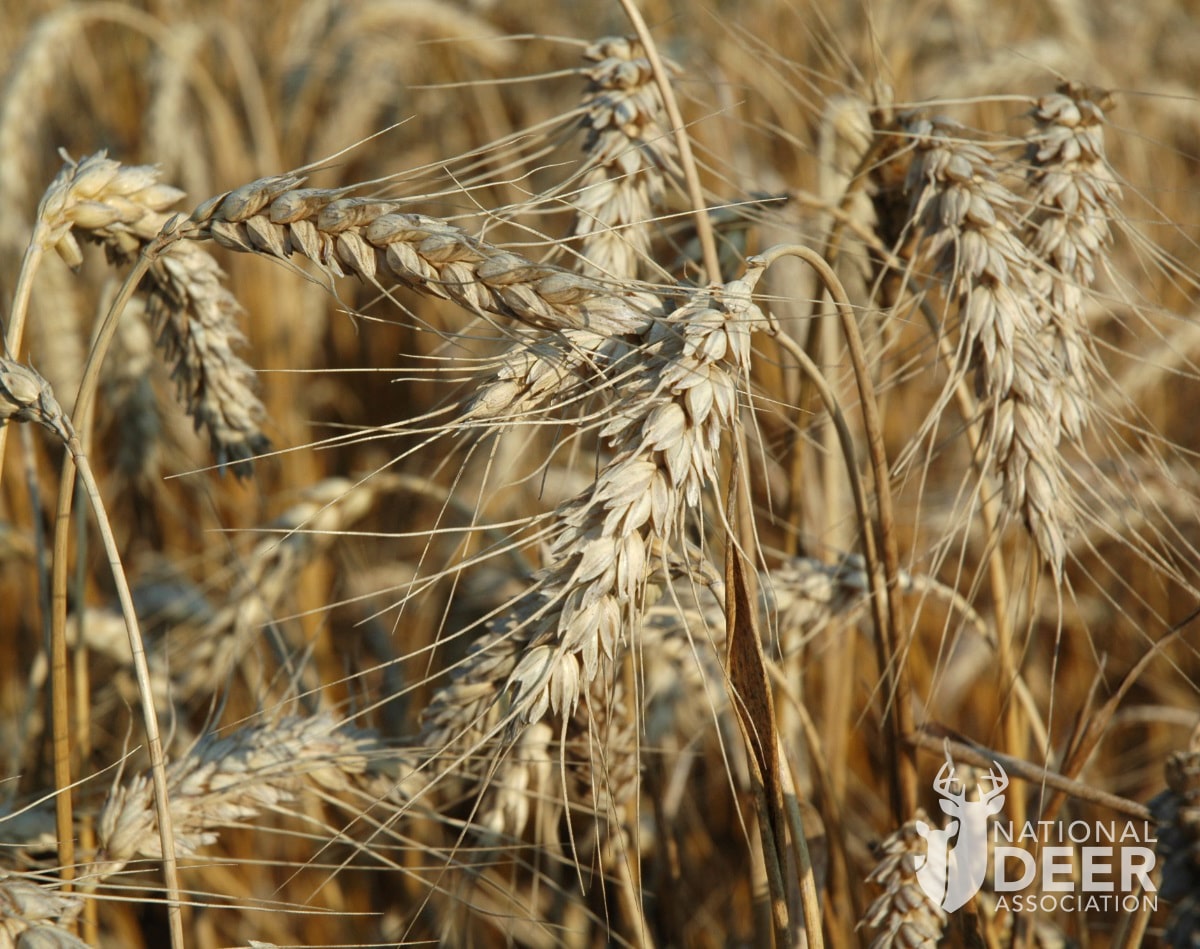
914, 756, 1008, 912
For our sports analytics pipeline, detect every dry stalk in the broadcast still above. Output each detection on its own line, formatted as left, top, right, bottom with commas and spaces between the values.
914, 302, 1031, 824
754, 242, 916, 820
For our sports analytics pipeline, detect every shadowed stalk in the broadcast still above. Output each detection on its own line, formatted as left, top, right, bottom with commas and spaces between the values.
767, 316, 894, 940
724, 510, 790, 947
726, 425, 825, 947
906, 730, 1152, 820
780, 744, 824, 945
71, 479, 98, 945
787, 118, 889, 561
767, 658, 862, 929
753, 242, 916, 821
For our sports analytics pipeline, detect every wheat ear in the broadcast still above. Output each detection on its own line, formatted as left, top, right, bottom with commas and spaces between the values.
192, 179, 660, 334
569, 36, 679, 280
0, 870, 89, 948
163, 477, 385, 710
94, 713, 383, 875
905, 117, 1077, 577
490, 270, 764, 732
1023, 82, 1121, 441
1149, 723, 1200, 949
37, 152, 270, 474
861, 812, 947, 948
410, 266, 766, 855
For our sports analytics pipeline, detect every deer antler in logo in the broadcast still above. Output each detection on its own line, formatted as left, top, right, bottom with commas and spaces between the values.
914, 756, 1007, 912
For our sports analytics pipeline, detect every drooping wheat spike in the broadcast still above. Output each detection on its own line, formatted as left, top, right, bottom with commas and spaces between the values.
489, 271, 763, 732
38, 152, 269, 474
570, 36, 679, 280
144, 242, 271, 473
1022, 82, 1121, 441
476, 664, 640, 853
771, 553, 883, 641
417, 547, 721, 860
861, 812, 947, 948
0, 871, 88, 948
418, 623, 522, 765
1149, 727, 1200, 949
194, 181, 660, 336
411, 267, 765, 847
905, 117, 1074, 576
477, 722, 558, 842
93, 713, 385, 878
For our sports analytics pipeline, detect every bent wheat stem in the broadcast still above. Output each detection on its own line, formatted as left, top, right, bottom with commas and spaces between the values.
49, 231, 186, 947
0, 360, 184, 949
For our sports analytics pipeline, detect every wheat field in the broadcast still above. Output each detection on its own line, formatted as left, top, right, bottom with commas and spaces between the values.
1, 1, 1199, 947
